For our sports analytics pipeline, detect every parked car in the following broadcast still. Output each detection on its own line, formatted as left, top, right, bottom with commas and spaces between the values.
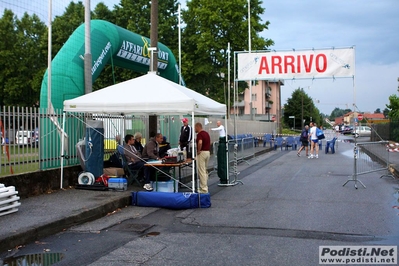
352, 126, 371, 138
15, 130, 35, 146
342, 125, 353, 135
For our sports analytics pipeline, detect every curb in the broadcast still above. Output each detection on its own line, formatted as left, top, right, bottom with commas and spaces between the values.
0, 147, 273, 252
0, 195, 131, 252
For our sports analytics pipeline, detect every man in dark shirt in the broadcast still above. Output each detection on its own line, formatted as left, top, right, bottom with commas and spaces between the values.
142, 133, 163, 160
195, 122, 211, 193
297, 125, 309, 157
179, 118, 192, 155
142, 133, 166, 187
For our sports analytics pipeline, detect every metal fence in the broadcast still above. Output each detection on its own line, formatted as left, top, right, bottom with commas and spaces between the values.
0, 107, 151, 176
212, 136, 256, 169
1, 105, 277, 177
343, 141, 393, 189
1, 106, 40, 176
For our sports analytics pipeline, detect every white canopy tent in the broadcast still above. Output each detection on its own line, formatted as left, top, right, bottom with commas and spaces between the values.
64, 72, 226, 115
61, 72, 227, 191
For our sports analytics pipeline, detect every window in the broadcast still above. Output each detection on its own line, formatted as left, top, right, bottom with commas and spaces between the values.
251, 93, 257, 101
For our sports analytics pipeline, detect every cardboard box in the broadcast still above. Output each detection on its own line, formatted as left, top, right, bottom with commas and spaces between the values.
103, 167, 124, 176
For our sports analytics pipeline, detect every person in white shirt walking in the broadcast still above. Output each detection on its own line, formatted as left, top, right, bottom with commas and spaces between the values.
308, 122, 319, 159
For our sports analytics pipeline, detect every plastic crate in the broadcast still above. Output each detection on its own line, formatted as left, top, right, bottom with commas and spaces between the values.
151, 180, 178, 193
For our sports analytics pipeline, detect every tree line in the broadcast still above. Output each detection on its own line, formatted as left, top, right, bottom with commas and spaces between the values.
0, 0, 273, 107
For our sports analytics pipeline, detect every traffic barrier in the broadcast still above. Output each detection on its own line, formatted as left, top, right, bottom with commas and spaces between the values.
212, 136, 255, 165
343, 141, 394, 189
0, 183, 21, 216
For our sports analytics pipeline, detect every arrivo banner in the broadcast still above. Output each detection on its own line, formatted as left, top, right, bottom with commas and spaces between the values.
237, 48, 355, 81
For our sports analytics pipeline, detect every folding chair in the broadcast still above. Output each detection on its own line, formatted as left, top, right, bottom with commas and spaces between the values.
274, 137, 284, 151
117, 145, 143, 186
263, 134, 273, 148
325, 137, 337, 154
285, 136, 296, 150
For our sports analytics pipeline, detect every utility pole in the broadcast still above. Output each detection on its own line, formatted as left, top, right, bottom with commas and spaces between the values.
149, 0, 159, 138
150, 0, 158, 73
84, 0, 92, 95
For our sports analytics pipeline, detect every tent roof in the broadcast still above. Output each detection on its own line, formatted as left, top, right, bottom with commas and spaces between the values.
63, 72, 226, 116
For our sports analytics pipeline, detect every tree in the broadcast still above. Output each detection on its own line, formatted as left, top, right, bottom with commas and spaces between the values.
50, 2, 86, 57
283, 88, 321, 129
0, 10, 47, 106
92, 0, 179, 91
329, 107, 351, 120
113, 0, 178, 52
92, 2, 115, 22
374, 108, 381, 114
383, 108, 389, 118
0, 9, 18, 106
386, 94, 399, 119
181, 0, 273, 103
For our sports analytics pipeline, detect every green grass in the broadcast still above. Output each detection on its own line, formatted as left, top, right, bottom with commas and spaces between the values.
282, 128, 300, 135
0, 163, 39, 177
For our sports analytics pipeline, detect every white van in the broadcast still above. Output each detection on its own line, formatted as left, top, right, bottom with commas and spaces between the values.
15, 131, 34, 146
352, 126, 371, 138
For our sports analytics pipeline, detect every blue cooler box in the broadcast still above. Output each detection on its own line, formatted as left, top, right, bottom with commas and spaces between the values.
108, 178, 127, 191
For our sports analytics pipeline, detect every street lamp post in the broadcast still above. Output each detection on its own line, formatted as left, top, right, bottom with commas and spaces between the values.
301, 86, 311, 129
247, 0, 253, 120
301, 90, 304, 129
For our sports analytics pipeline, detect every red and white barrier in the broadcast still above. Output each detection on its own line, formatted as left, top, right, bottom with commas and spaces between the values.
0, 184, 20, 217
387, 143, 399, 152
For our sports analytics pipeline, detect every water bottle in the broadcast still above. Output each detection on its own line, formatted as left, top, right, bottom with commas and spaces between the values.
183, 147, 187, 161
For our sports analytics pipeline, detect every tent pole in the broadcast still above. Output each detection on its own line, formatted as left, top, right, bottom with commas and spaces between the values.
60, 111, 66, 189
191, 111, 195, 193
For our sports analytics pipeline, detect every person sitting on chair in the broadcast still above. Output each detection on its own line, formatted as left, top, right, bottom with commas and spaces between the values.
159, 136, 171, 158
133, 132, 144, 154
143, 133, 170, 184
124, 134, 152, 191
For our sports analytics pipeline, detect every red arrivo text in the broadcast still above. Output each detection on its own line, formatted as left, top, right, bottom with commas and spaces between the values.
258, 54, 327, 74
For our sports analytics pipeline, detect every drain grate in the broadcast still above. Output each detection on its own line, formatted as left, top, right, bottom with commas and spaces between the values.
145, 231, 160, 237
110, 222, 153, 233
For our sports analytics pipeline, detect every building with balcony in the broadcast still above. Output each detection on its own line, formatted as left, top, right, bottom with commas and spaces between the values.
232, 80, 283, 121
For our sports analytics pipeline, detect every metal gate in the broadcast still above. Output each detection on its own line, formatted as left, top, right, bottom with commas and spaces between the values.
343, 141, 394, 188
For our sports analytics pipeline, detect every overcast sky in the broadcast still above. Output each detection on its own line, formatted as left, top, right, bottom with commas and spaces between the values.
2, 0, 398, 115
263, 0, 399, 114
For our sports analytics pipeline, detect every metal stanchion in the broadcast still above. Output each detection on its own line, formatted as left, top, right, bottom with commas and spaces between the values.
218, 143, 243, 187
343, 145, 366, 189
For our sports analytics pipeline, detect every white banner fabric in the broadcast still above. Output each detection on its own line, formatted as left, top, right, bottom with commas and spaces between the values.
237, 48, 354, 80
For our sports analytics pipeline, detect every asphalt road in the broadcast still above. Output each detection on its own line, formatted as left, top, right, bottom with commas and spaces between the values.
1, 136, 399, 265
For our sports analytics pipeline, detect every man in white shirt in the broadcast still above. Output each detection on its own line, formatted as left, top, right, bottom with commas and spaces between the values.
211, 120, 226, 139
334, 124, 340, 137
308, 122, 319, 159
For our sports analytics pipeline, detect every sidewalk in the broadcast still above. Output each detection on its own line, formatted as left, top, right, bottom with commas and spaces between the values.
0, 145, 270, 252
0, 137, 398, 254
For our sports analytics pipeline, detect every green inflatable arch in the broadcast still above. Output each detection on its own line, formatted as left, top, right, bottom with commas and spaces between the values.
39, 20, 181, 169
40, 19, 180, 110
